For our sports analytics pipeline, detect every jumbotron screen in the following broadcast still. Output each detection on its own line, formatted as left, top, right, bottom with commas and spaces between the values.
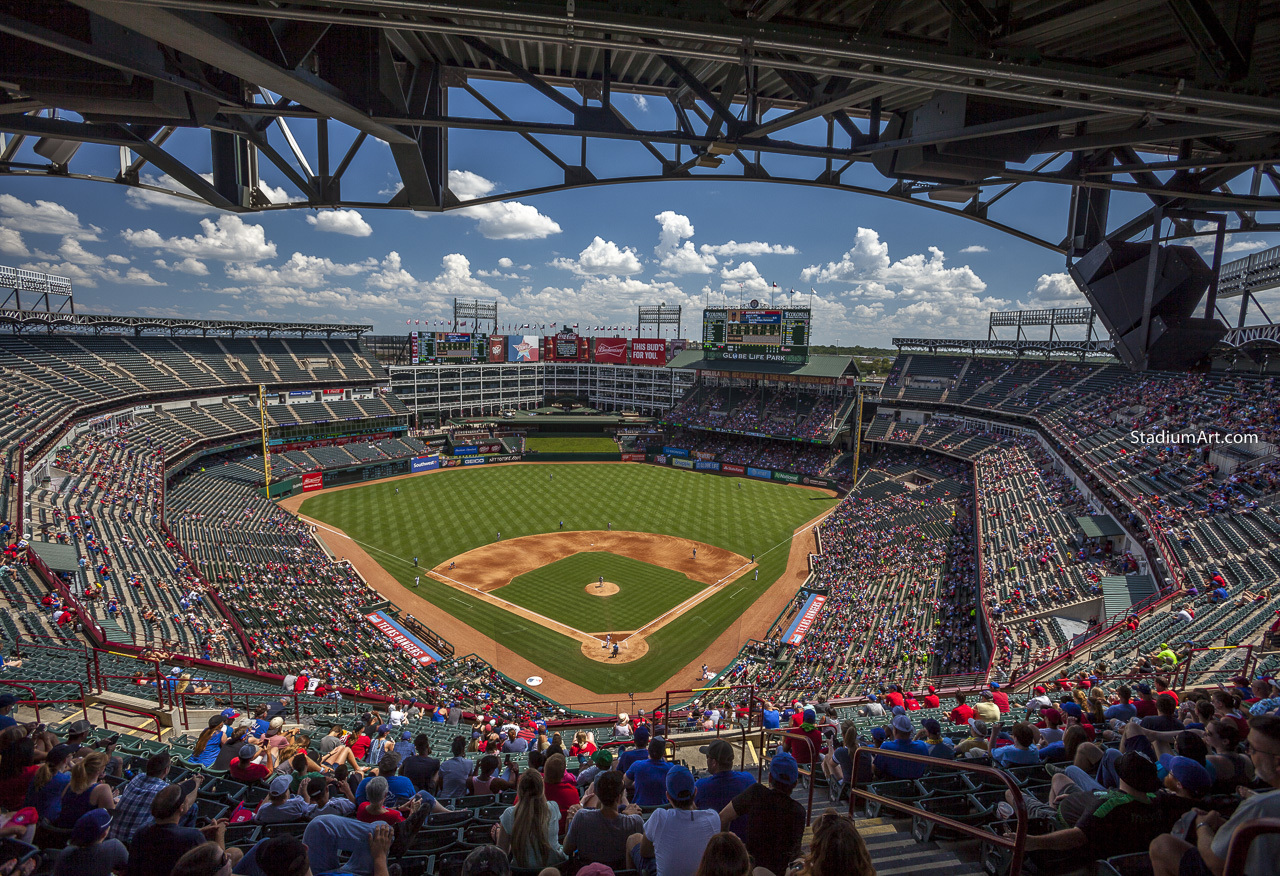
702, 307, 810, 364
410, 332, 489, 363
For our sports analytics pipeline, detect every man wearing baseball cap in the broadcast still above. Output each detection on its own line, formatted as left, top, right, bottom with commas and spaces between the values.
624, 736, 673, 807
626, 765, 718, 876
694, 740, 752, 838
229, 742, 270, 784
51, 808, 125, 876
1021, 751, 1178, 864
127, 778, 235, 876
614, 723, 650, 775
111, 751, 172, 845
922, 685, 941, 709
717, 752, 806, 876
874, 715, 929, 779
257, 774, 319, 824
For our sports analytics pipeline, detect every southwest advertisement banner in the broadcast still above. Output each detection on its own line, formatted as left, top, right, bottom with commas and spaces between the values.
301, 472, 323, 492
507, 335, 541, 362
783, 594, 827, 646
630, 338, 667, 366
366, 611, 442, 665
488, 335, 507, 363
411, 455, 439, 473
592, 337, 628, 364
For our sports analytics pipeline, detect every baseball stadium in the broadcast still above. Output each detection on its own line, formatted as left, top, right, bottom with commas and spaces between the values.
2, 3, 1280, 876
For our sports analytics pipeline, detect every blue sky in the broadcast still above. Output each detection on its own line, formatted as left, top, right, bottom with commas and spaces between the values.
1, 83, 1274, 347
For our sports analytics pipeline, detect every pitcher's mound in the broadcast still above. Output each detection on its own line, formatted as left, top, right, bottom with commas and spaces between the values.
582, 637, 649, 664
586, 581, 620, 597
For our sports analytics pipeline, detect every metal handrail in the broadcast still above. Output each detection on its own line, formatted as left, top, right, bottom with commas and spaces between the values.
94, 701, 165, 743
847, 744, 1028, 876
1223, 817, 1280, 876
0, 678, 89, 723
757, 727, 817, 825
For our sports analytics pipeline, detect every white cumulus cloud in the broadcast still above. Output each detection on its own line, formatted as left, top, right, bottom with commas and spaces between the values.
699, 240, 798, 257
446, 169, 562, 239
654, 211, 717, 275
959, 244, 989, 253
306, 209, 373, 237
0, 195, 100, 239
122, 215, 277, 262
551, 236, 643, 276
0, 227, 29, 257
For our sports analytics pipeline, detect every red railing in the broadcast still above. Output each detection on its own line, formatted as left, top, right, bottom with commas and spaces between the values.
14, 445, 24, 541
23, 547, 113, 644
92, 701, 165, 742
1178, 645, 1256, 691
174, 685, 300, 731
661, 684, 757, 733
1224, 818, 1280, 876
0, 678, 89, 724
846, 744, 1029, 876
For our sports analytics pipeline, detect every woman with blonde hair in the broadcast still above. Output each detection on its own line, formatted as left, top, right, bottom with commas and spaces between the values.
496, 769, 566, 870
788, 810, 875, 876
52, 751, 113, 828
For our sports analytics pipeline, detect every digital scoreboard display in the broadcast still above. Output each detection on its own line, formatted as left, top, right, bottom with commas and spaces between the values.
413, 332, 489, 363
702, 308, 810, 364
555, 333, 580, 359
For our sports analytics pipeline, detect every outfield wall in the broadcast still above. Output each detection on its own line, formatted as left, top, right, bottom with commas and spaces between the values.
644, 452, 842, 491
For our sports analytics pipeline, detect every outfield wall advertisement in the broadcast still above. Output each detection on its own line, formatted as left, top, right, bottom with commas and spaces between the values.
302, 472, 323, 492
411, 455, 440, 472
644, 454, 839, 490
662, 446, 689, 458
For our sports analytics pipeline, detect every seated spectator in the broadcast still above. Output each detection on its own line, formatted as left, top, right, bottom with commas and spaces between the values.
615, 725, 651, 775
400, 734, 440, 793
992, 723, 1041, 768
948, 693, 974, 726
562, 769, 644, 871
500, 728, 528, 753
127, 780, 235, 876
695, 740, 753, 835
256, 774, 317, 823
920, 718, 954, 759
0, 737, 38, 811
973, 691, 1000, 723
541, 754, 579, 834
624, 736, 673, 807
25, 742, 75, 823
438, 735, 474, 798
1018, 750, 1178, 864
496, 769, 566, 870
110, 752, 172, 845
628, 766, 718, 876
955, 720, 991, 757
354, 755, 415, 805
786, 810, 875, 876
469, 754, 514, 795
1141, 694, 1185, 733
356, 776, 420, 826
693, 832, 756, 876
717, 753, 805, 876
1148, 714, 1280, 876
228, 743, 270, 785
55, 751, 114, 828
51, 808, 126, 876
1104, 685, 1137, 722
874, 715, 929, 779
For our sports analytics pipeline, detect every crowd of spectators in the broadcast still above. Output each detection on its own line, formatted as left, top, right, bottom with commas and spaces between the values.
666, 386, 849, 443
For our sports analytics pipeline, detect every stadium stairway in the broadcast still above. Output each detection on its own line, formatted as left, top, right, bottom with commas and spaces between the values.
804, 795, 984, 876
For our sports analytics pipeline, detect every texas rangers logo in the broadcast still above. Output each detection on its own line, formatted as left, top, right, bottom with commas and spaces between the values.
514, 338, 537, 361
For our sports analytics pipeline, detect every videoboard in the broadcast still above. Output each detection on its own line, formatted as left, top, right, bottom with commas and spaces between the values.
702, 306, 810, 364
409, 331, 490, 363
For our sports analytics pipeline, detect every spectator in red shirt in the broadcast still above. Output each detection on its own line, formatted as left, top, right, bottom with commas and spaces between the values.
1133, 683, 1159, 718
1153, 678, 1179, 705
922, 686, 941, 709
884, 686, 905, 710
541, 754, 580, 834
228, 743, 270, 784
949, 694, 975, 727
356, 776, 420, 825
989, 683, 1010, 713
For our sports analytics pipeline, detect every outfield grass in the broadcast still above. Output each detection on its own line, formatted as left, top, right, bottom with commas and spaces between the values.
498, 552, 705, 632
523, 435, 618, 453
299, 463, 836, 693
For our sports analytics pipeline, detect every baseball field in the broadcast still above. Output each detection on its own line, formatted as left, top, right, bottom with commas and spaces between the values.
295, 463, 837, 694
522, 435, 618, 453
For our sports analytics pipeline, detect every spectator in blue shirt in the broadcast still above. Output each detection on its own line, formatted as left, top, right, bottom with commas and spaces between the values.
920, 719, 954, 760
874, 715, 929, 779
694, 740, 753, 837
624, 737, 673, 806
992, 723, 1041, 767
761, 702, 781, 730
614, 725, 651, 775
355, 754, 418, 805
1103, 685, 1137, 722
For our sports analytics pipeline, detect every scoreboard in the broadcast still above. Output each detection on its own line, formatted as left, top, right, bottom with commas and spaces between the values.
703, 308, 810, 364
411, 332, 489, 363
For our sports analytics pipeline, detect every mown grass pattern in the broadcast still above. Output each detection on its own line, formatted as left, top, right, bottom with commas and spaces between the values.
299, 464, 836, 694
522, 435, 619, 453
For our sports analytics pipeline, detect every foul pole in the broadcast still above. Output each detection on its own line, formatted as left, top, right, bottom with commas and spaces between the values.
259, 385, 272, 499
852, 389, 863, 485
